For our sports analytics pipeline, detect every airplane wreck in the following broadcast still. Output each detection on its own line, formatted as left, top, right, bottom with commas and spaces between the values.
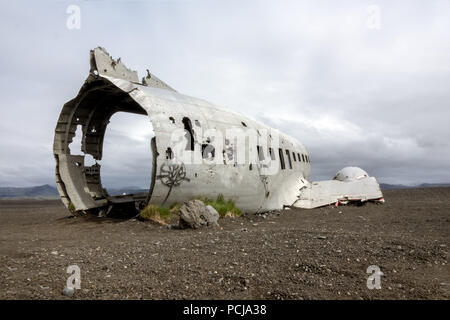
53, 47, 384, 216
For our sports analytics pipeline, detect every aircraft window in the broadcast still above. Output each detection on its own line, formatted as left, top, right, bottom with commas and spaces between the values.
302, 154, 305, 162
278, 148, 286, 170
165, 147, 173, 160
222, 150, 226, 164
293, 152, 297, 162
269, 148, 275, 160
285, 150, 293, 169
202, 143, 215, 160
298, 153, 301, 162
241, 121, 247, 127
257, 145, 265, 161
182, 117, 194, 151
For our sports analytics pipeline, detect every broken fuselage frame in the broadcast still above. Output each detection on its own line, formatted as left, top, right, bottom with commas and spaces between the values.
53, 48, 313, 216
53, 47, 383, 216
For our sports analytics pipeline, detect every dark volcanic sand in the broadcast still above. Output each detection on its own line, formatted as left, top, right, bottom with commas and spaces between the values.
0, 188, 448, 300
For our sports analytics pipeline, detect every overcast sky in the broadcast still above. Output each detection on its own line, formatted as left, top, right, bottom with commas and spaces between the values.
0, 0, 449, 188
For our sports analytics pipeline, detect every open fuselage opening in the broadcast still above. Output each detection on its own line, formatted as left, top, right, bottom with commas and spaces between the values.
100, 112, 154, 197
54, 78, 156, 217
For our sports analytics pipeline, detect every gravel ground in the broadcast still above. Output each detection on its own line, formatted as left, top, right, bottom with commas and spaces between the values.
0, 187, 448, 300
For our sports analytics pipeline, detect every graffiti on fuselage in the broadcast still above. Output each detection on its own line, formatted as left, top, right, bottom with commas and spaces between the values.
157, 161, 190, 204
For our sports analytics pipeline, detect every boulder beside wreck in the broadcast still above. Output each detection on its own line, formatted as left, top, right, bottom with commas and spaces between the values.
179, 200, 219, 229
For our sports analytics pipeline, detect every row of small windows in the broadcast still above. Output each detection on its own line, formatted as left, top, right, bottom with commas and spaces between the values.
171, 116, 310, 168
168, 142, 310, 170
168, 139, 310, 165
168, 115, 311, 169
279, 149, 309, 170
261, 146, 310, 170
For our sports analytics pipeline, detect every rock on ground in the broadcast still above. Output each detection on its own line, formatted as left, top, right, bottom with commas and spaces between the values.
62, 287, 74, 297
179, 200, 219, 229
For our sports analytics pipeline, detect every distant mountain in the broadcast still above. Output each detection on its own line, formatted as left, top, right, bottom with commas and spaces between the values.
0, 184, 59, 199
417, 183, 450, 188
380, 183, 450, 190
1, 183, 449, 199
106, 187, 149, 196
0, 185, 149, 199
379, 183, 411, 190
